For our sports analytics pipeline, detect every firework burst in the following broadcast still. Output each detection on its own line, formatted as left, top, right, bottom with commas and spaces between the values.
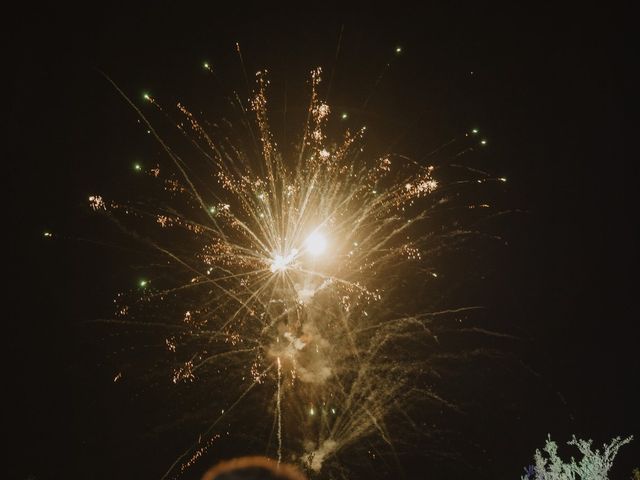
93, 66, 504, 478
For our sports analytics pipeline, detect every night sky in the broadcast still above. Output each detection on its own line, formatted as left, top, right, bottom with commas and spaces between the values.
9, 3, 636, 479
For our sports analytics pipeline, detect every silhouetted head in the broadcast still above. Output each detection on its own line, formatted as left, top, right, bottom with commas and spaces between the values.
202, 456, 307, 480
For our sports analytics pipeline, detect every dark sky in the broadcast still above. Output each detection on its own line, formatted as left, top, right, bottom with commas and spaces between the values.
9, 2, 635, 480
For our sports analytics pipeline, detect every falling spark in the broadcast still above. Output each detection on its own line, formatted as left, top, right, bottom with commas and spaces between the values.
277, 356, 283, 465
88, 195, 105, 211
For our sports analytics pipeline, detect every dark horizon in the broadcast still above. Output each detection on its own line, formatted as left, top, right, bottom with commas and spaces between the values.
8, 3, 635, 479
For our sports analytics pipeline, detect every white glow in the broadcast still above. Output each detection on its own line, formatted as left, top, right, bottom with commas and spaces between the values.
271, 255, 287, 272
305, 232, 327, 255
270, 249, 298, 273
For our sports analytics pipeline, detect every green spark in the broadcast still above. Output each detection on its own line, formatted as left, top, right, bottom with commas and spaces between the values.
133, 163, 142, 171
395, 46, 403, 54
472, 128, 479, 134
341, 112, 348, 120
139, 279, 148, 288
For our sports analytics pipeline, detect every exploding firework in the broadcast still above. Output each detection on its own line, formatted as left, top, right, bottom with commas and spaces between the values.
92, 65, 505, 478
